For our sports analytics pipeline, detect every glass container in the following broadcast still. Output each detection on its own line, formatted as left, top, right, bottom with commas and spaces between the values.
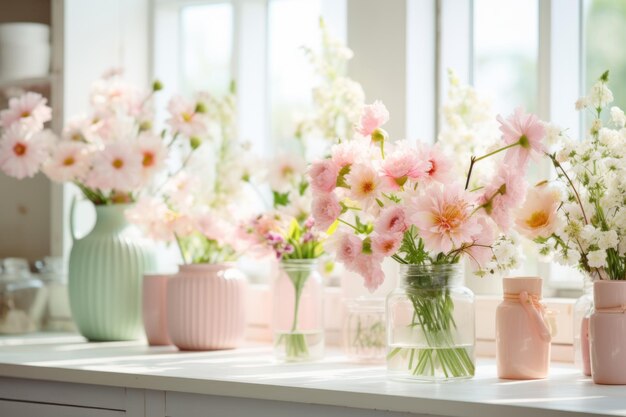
386, 263, 475, 381
272, 259, 324, 361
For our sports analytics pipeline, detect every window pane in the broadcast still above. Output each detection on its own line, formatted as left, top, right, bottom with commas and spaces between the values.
268, 0, 321, 147
585, 0, 626, 110
473, 0, 538, 115
180, 3, 233, 95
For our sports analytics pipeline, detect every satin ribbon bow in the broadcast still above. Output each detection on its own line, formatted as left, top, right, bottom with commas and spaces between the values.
504, 291, 552, 343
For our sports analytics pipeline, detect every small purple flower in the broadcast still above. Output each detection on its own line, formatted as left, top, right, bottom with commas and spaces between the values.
304, 216, 315, 230
283, 244, 295, 254
302, 232, 314, 243
266, 232, 284, 244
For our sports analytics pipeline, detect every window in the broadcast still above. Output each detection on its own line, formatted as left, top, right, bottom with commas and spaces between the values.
585, 0, 626, 110
268, 0, 321, 147
179, 3, 233, 96
473, 0, 539, 115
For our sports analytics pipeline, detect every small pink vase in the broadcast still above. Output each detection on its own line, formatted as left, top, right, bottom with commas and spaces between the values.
167, 263, 247, 351
142, 274, 173, 346
496, 277, 551, 379
589, 280, 626, 385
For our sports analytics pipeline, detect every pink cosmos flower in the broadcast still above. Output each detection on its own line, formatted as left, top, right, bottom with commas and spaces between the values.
375, 206, 408, 235
346, 163, 384, 207
0, 124, 48, 179
465, 216, 496, 270
417, 144, 454, 185
371, 233, 402, 257
136, 133, 167, 182
515, 184, 562, 240
479, 163, 527, 231
497, 108, 546, 168
356, 101, 389, 136
194, 210, 232, 242
410, 184, 481, 254
0, 92, 52, 132
86, 142, 142, 192
268, 153, 307, 193
311, 192, 341, 231
354, 253, 385, 292
164, 172, 199, 210
166, 96, 207, 138
336, 233, 363, 268
309, 159, 339, 193
42, 142, 89, 183
126, 197, 176, 242
380, 147, 430, 188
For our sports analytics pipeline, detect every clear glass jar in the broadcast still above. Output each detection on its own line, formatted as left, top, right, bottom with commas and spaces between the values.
387, 263, 475, 381
35, 257, 74, 331
0, 258, 48, 334
272, 259, 324, 361
573, 279, 593, 376
343, 297, 386, 363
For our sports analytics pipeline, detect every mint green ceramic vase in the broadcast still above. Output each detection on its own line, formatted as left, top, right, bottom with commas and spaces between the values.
68, 203, 156, 341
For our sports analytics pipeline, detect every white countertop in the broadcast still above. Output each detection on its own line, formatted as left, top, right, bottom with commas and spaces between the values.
0, 333, 624, 417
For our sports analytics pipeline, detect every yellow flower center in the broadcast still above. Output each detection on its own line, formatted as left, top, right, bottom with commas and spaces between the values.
112, 158, 124, 169
360, 180, 375, 195
13, 143, 26, 156
20, 111, 31, 118
435, 202, 467, 231
526, 211, 549, 229
62, 156, 75, 166
142, 152, 154, 167
182, 112, 193, 122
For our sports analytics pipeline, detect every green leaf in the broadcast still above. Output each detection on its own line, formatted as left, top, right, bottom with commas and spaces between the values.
273, 191, 290, 207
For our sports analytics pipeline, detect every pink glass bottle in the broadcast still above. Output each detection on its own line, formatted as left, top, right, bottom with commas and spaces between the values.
589, 280, 626, 385
142, 274, 172, 346
496, 277, 551, 379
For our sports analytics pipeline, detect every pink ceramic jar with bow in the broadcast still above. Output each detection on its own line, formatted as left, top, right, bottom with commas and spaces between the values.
589, 280, 626, 385
496, 277, 551, 379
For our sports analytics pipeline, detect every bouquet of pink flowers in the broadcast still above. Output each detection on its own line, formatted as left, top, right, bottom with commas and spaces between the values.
0, 71, 165, 204
127, 83, 259, 265
310, 100, 546, 377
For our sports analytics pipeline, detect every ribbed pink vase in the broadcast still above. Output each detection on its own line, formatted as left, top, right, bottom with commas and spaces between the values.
167, 263, 247, 351
142, 274, 173, 346
496, 277, 551, 379
590, 280, 626, 385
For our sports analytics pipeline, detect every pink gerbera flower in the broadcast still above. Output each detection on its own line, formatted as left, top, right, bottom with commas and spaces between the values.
0, 92, 52, 132
42, 141, 89, 183
353, 253, 385, 292
308, 159, 339, 193
417, 143, 454, 185
374, 205, 408, 235
410, 184, 481, 254
336, 233, 363, 268
346, 163, 385, 207
497, 108, 546, 168
87, 142, 142, 192
166, 96, 207, 138
311, 192, 341, 231
479, 163, 527, 231
356, 101, 389, 136
380, 146, 430, 188
465, 216, 496, 270
0, 124, 48, 179
371, 233, 402, 257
